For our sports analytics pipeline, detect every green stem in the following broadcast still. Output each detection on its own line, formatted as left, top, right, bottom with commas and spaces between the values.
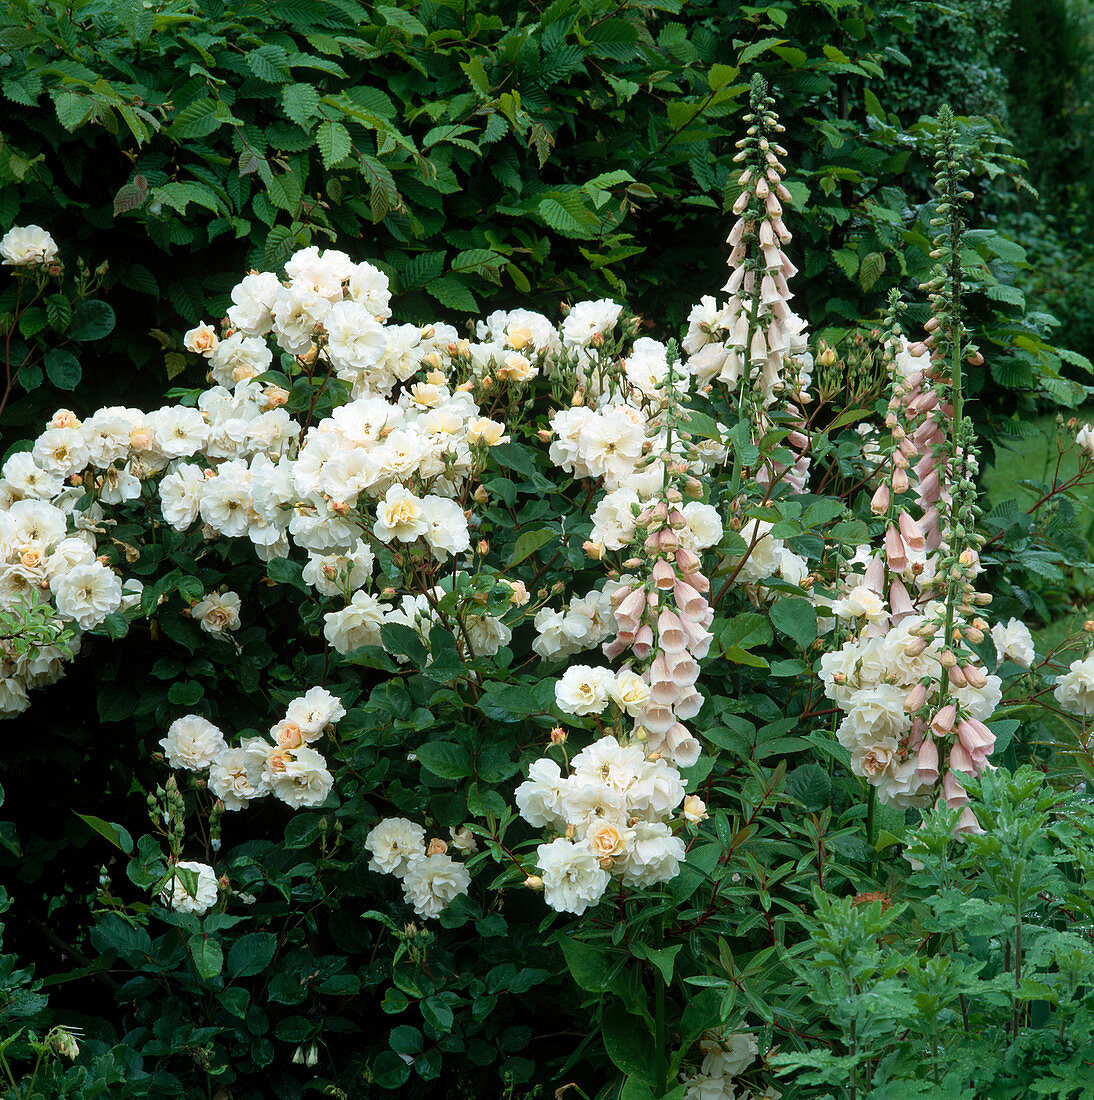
653, 911, 668, 1097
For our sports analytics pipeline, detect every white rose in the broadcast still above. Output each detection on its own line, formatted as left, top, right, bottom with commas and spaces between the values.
990, 618, 1035, 668
209, 747, 265, 811
51, 562, 123, 630
836, 684, 910, 754
603, 670, 650, 718
323, 591, 387, 654
1055, 656, 1094, 718
832, 584, 887, 621
284, 686, 346, 740
191, 591, 242, 635
0, 225, 58, 266
227, 271, 282, 336
365, 817, 426, 877
401, 853, 471, 918
420, 495, 470, 559
515, 759, 571, 829
159, 463, 206, 530
269, 746, 333, 808
160, 860, 218, 914
326, 300, 387, 377
209, 333, 273, 387
680, 501, 723, 552
374, 485, 428, 543
561, 299, 622, 349
536, 838, 611, 914
555, 665, 615, 716
159, 715, 226, 771
617, 821, 685, 887
700, 1031, 758, 1078
183, 322, 219, 357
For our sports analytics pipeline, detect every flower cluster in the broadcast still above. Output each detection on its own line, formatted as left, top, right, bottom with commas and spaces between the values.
364, 817, 473, 918
0, 492, 135, 715
516, 734, 693, 913
159, 686, 343, 811
819, 607, 1002, 813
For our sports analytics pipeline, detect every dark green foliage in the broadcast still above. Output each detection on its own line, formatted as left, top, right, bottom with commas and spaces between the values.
1, 0, 1083, 441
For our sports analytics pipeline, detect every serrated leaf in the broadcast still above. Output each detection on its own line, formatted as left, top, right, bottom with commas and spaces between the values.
51, 89, 91, 131
378, 4, 427, 35
538, 196, 590, 237
859, 250, 885, 291
770, 598, 817, 649
113, 173, 149, 216
316, 119, 351, 168
424, 275, 477, 311
46, 294, 71, 332
415, 741, 471, 780
227, 932, 277, 978
68, 299, 116, 342
247, 44, 291, 83
281, 83, 320, 127
168, 98, 222, 141
189, 934, 223, 981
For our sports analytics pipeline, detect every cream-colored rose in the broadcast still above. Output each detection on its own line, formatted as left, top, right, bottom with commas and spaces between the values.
0, 225, 58, 266
191, 591, 242, 635
588, 821, 628, 861
183, 322, 220, 357
466, 417, 508, 446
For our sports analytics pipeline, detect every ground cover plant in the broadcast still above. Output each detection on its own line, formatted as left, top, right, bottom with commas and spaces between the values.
4, 49, 1094, 1100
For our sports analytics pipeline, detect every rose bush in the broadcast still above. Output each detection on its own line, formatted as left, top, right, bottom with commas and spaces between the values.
3, 83, 1094, 1100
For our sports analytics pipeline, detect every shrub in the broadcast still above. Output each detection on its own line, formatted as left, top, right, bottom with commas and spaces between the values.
4, 81, 1094, 1100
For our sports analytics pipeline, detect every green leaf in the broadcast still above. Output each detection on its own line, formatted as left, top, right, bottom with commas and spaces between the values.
68, 299, 116, 342
770, 598, 817, 649
538, 196, 591, 238
415, 741, 472, 781
378, 4, 427, 35
227, 932, 277, 978
738, 36, 786, 64
859, 250, 885, 291
708, 63, 738, 91
316, 119, 351, 168
168, 98, 222, 141
558, 936, 617, 994
421, 995, 454, 1033
461, 57, 490, 95
189, 934, 223, 981
630, 942, 682, 985
511, 528, 556, 566
44, 349, 81, 390
424, 275, 477, 312
266, 556, 309, 593
74, 813, 134, 855
91, 914, 152, 961
602, 1005, 655, 1084
52, 89, 92, 131
281, 83, 320, 127
247, 45, 292, 83
168, 680, 203, 706
46, 294, 71, 332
